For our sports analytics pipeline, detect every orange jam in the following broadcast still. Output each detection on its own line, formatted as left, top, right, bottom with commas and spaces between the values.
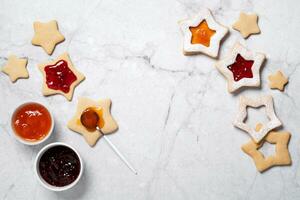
189, 20, 216, 47
12, 103, 52, 141
78, 107, 105, 130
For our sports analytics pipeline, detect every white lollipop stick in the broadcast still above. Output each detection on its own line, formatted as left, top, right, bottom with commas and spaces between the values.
96, 127, 138, 175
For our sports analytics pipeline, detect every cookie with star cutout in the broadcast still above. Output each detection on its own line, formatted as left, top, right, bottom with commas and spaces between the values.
233, 95, 282, 143
32, 20, 65, 55
179, 8, 228, 57
242, 130, 291, 172
215, 42, 265, 93
1, 55, 28, 82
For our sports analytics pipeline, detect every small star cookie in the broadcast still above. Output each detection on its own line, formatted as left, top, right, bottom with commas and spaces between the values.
215, 42, 265, 93
242, 131, 291, 172
32, 20, 65, 55
232, 12, 260, 38
233, 95, 282, 143
179, 8, 228, 57
1, 55, 28, 82
268, 70, 288, 91
38, 52, 85, 101
67, 97, 119, 147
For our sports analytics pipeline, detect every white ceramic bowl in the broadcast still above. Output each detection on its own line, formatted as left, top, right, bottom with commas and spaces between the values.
34, 142, 84, 192
11, 102, 54, 145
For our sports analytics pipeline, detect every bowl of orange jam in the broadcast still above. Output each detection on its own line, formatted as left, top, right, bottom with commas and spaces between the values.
11, 102, 54, 145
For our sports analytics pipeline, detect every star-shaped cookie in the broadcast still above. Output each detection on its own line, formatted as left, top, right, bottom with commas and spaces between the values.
38, 52, 85, 101
242, 131, 291, 172
67, 97, 119, 147
268, 70, 288, 91
1, 55, 28, 82
233, 95, 282, 143
179, 8, 228, 57
232, 12, 260, 38
215, 42, 265, 93
32, 20, 65, 55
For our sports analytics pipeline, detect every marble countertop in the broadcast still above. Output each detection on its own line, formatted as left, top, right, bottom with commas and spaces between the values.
1, 0, 300, 199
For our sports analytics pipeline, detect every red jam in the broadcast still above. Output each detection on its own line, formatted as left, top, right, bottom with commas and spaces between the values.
39, 145, 81, 187
12, 103, 52, 141
227, 54, 254, 81
44, 60, 77, 93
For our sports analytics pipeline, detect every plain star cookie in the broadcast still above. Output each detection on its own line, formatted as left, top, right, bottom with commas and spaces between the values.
233, 95, 282, 143
232, 12, 260, 38
67, 97, 119, 147
1, 55, 28, 82
179, 8, 228, 57
32, 20, 65, 55
215, 42, 265, 93
38, 52, 85, 101
242, 131, 291, 172
268, 70, 288, 91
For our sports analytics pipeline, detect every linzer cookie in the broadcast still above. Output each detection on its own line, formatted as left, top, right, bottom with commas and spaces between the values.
233, 95, 282, 143
38, 53, 85, 101
178, 8, 228, 57
242, 130, 291, 172
67, 97, 118, 147
215, 42, 265, 93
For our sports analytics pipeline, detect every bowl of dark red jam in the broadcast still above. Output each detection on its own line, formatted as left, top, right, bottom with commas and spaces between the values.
34, 142, 83, 191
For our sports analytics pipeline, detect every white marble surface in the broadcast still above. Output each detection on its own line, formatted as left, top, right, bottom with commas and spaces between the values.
0, 0, 300, 199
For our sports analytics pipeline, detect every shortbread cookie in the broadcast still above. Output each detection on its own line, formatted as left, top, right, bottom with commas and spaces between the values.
232, 12, 260, 38
268, 70, 288, 91
32, 20, 65, 55
38, 52, 85, 101
1, 55, 28, 82
233, 95, 282, 143
67, 97, 118, 147
179, 8, 228, 57
242, 131, 291, 172
215, 42, 265, 93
